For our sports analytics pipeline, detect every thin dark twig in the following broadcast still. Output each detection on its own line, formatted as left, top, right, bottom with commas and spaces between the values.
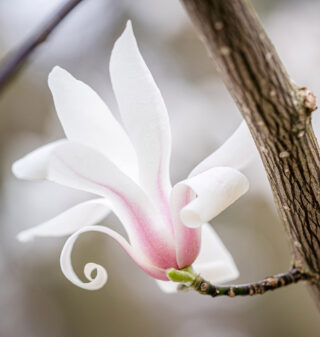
0, 0, 85, 93
185, 267, 316, 298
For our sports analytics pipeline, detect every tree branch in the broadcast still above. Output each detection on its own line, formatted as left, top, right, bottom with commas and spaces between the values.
181, 0, 320, 306
188, 267, 315, 298
0, 0, 85, 93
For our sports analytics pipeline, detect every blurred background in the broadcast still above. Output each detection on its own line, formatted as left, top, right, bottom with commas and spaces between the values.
0, 0, 320, 336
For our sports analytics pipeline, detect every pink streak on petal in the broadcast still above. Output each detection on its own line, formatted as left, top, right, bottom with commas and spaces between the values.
106, 185, 177, 270
62, 225, 168, 282
55, 155, 178, 270
121, 244, 169, 281
172, 186, 201, 269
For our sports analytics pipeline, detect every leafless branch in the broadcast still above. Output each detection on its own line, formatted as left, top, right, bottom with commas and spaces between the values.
0, 0, 85, 93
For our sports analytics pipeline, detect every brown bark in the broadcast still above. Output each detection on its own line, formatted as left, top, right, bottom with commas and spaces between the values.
190, 268, 312, 297
181, 0, 320, 305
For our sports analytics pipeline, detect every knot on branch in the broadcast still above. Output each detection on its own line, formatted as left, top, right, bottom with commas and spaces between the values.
299, 87, 317, 113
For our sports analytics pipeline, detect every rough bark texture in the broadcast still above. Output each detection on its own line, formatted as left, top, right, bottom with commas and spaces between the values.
181, 0, 320, 305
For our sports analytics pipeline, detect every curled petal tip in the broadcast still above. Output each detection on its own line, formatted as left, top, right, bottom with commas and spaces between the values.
176, 167, 250, 228
180, 209, 203, 228
60, 245, 108, 290
83, 263, 108, 290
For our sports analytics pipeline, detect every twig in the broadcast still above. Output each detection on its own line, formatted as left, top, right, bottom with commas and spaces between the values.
188, 267, 314, 298
0, 0, 85, 93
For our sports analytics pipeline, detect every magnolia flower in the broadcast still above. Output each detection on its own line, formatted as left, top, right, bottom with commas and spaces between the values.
12, 21, 255, 293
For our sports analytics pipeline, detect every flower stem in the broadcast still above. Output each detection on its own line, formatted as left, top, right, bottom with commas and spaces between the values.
187, 267, 315, 298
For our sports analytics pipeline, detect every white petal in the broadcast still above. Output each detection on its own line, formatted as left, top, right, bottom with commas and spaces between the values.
48, 142, 177, 270
17, 198, 110, 242
155, 279, 179, 294
60, 225, 168, 290
12, 139, 67, 180
193, 223, 239, 283
48, 66, 138, 180
175, 167, 249, 228
190, 121, 256, 177
110, 21, 172, 207
60, 226, 125, 290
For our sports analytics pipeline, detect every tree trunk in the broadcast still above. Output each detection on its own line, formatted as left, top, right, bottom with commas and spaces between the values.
181, 0, 320, 306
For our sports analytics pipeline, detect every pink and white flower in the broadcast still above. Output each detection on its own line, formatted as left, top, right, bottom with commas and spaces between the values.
12, 21, 255, 292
